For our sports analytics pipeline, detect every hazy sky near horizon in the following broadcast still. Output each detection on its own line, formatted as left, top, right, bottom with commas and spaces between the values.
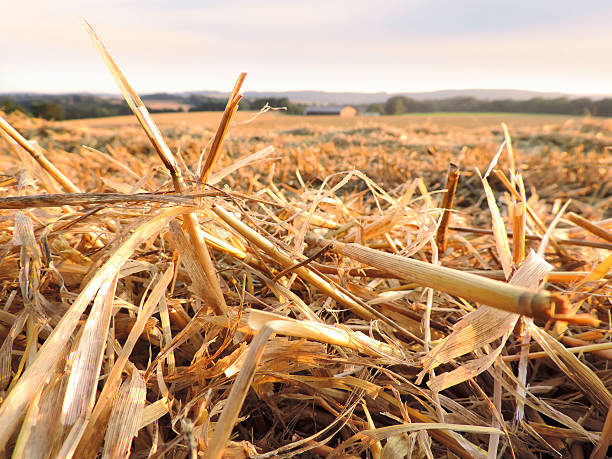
2, 0, 612, 95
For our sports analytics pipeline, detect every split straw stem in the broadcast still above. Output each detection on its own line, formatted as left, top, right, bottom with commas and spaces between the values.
204, 322, 279, 459
85, 22, 228, 315
199, 73, 246, 184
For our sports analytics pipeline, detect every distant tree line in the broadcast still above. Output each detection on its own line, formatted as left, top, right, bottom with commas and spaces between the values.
245, 97, 306, 115
367, 96, 612, 117
0, 95, 137, 120
186, 95, 306, 114
9, 92, 612, 121
0, 93, 307, 120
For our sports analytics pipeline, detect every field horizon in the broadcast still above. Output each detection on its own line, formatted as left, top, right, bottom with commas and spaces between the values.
63, 110, 584, 132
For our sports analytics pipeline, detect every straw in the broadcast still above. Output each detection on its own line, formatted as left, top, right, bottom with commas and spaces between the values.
3, 37, 612, 456
85, 22, 228, 316
0, 115, 81, 194
435, 162, 460, 254
306, 235, 568, 322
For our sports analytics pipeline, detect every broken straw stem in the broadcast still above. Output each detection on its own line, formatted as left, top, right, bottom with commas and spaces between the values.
449, 225, 612, 251
199, 73, 246, 184
435, 162, 460, 254
204, 323, 279, 459
0, 192, 198, 209
210, 204, 374, 320
567, 212, 612, 243
0, 115, 81, 193
306, 234, 567, 322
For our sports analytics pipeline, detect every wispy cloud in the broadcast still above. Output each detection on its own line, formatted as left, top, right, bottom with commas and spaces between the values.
1, 0, 611, 94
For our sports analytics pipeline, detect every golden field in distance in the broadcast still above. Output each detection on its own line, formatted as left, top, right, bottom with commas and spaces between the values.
1, 108, 611, 457
55, 110, 611, 205
63, 110, 579, 131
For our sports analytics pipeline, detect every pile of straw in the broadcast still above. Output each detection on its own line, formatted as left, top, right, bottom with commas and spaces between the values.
0, 24, 611, 458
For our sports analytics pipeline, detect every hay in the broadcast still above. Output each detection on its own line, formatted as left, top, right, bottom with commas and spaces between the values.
0, 26, 611, 459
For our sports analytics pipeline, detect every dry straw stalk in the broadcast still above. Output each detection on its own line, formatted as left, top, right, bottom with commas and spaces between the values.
0, 115, 81, 194
306, 235, 569, 322
85, 22, 228, 315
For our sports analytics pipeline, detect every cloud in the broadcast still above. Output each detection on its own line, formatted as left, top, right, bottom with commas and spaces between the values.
1, 0, 612, 93
383, 0, 612, 38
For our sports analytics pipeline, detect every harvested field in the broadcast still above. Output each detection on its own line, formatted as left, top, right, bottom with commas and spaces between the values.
63, 110, 578, 131
1, 73, 612, 457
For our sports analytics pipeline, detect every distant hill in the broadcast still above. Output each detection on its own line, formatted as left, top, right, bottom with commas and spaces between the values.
181, 89, 601, 105
183, 90, 390, 105
400, 89, 571, 101
4, 89, 609, 107
4, 89, 612, 121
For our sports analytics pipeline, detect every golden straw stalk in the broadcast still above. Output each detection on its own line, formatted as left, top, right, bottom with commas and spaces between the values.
211, 203, 375, 320
307, 235, 567, 321
0, 116, 81, 193
435, 162, 460, 254
567, 212, 612, 243
85, 21, 228, 315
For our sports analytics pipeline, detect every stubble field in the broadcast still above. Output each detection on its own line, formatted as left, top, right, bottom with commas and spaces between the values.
1, 109, 611, 458
63, 111, 576, 130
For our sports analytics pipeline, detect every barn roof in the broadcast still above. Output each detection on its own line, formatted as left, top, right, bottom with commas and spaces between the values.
305, 105, 350, 114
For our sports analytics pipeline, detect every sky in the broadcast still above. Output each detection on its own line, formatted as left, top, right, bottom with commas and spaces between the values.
2, 0, 612, 95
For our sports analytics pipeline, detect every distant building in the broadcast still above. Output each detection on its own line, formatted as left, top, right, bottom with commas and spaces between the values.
304, 105, 358, 117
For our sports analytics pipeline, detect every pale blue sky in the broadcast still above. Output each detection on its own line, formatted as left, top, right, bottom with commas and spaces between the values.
2, 0, 612, 94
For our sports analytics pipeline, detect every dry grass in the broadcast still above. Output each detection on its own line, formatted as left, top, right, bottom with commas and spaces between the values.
0, 35, 611, 459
